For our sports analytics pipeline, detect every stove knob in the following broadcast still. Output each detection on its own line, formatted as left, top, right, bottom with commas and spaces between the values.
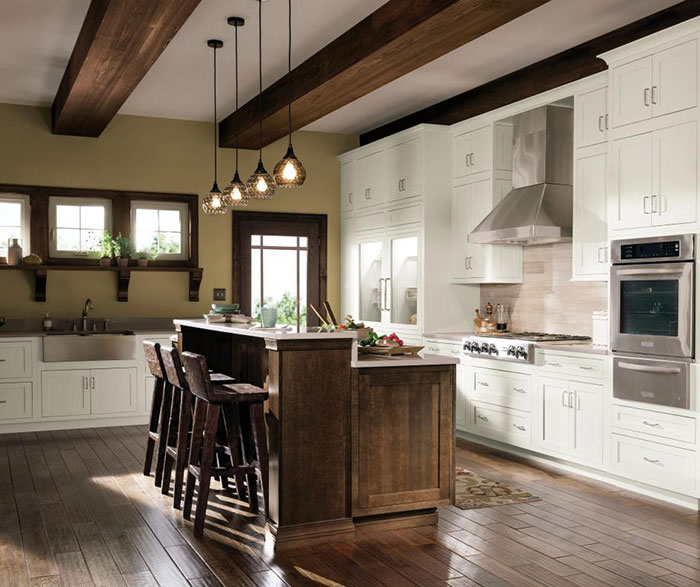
507, 345, 516, 357
516, 346, 528, 360
489, 344, 498, 356
481, 343, 490, 354
462, 341, 470, 352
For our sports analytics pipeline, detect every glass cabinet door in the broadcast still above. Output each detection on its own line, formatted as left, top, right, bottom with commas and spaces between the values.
358, 240, 383, 323
389, 235, 419, 326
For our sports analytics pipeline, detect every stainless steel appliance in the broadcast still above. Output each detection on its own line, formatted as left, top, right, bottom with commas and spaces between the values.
462, 332, 590, 364
610, 234, 695, 409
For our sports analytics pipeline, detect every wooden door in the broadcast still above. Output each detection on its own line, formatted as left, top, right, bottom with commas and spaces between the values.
610, 132, 653, 230
577, 87, 607, 147
612, 56, 652, 127
91, 368, 137, 414
652, 39, 697, 118
353, 366, 454, 517
41, 370, 90, 417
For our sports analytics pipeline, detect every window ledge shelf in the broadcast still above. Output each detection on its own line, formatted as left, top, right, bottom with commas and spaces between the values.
0, 264, 203, 303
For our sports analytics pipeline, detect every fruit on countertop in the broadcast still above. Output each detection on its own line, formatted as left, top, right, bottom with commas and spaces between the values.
359, 331, 404, 347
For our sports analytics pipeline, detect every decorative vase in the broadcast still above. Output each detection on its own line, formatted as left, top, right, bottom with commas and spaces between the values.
137, 258, 148, 268
99, 257, 111, 268
117, 257, 129, 268
7, 238, 22, 266
260, 305, 277, 328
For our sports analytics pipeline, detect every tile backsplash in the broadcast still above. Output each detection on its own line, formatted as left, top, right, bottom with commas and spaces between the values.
480, 243, 608, 336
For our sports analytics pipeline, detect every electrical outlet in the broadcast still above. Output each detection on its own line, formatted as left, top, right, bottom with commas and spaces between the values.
213, 288, 226, 301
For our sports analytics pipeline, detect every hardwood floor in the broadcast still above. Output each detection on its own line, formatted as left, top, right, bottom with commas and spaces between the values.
1, 427, 698, 587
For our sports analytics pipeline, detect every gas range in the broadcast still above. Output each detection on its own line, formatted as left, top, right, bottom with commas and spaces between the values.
461, 332, 591, 363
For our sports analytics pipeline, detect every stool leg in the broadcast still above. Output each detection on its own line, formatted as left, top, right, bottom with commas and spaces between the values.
193, 403, 220, 538
184, 397, 206, 521
161, 387, 182, 495
173, 388, 193, 510
238, 406, 259, 513
221, 404, 247, 503
250, 402, 269, 517
143, 378, 163, 476
154, 383, 173, 487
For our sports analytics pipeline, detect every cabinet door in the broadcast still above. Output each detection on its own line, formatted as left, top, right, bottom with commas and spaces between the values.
388, 233, 419, 328
652, 39, 697, 118
469, 126, 492, 176
494, 124, 513, 172
538, 377, 570, 455
358, 239, 384, 325
610, 132, 653, 230
453, 132, 471, 181
466, 179, 492, 278
91, 368, 137, 415
340, 160, 355, 211
577, 87, 607, 147
451, 183, 470, 279
369, 150, 388, 205
387, 143, 405, 200
574, 153, 607, 277
387, 139, 420, 201
0, 382, 32, 420
42, 370, 90, 417
340, 217, 357, 320
570, 381, 603, 465
652, 121, 697, 226
612, 56, 652, 127
455, 363, 469, 431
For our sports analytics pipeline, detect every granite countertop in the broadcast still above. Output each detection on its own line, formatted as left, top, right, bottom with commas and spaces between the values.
352, 354, 459, 369
174, 318, 357, 341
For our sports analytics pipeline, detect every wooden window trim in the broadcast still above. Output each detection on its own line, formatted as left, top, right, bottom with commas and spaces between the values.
0, 183, 199, 267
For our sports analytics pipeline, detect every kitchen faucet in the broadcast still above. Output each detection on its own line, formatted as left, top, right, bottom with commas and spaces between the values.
81, 298, 93, 331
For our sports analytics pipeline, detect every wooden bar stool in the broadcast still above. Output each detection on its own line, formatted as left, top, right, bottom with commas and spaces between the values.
180, 351, 269, 538
142, 340, 171, 487
159, 346, 235, 509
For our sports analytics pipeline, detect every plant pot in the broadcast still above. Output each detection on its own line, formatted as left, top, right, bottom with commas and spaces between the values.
117, 257, 129, 268
137, 258, 148, 268
99, 257, 112, 268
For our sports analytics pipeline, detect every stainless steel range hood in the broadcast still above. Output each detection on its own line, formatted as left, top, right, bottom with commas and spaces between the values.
469, 105, 573, 246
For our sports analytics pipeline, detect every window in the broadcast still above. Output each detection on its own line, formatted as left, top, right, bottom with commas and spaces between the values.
131, 201, 188, 261
49, 197, 112, 257
0, 194, 30, 258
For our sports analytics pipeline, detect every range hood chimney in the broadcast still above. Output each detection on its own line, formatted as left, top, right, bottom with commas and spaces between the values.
469, 105, 573, 246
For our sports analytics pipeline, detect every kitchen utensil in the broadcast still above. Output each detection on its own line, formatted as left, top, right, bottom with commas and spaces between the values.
309, 303, 329, 325
323, 301, 337, 325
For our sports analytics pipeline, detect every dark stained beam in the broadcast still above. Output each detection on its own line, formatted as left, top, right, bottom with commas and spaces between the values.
361, 0, 700, 145
52, 0, 200, 137
220, 0, 550, 149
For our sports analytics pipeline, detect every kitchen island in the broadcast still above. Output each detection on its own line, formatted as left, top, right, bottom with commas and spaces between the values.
174, 319, 456, 549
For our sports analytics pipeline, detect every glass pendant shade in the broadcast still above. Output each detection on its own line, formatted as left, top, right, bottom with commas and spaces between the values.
247, 160, 276, 199
274, 145, 306, 188
222, 171, 249, 207
202, 182, 226, 215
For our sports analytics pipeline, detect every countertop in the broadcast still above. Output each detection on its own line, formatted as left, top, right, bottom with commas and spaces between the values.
424, 332, 608, 356
174, 318, 357, 340
0, 328, 176, 339
352, 354, 459, 369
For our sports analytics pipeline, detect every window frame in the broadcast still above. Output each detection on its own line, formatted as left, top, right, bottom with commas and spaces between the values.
48, 196, 113, 258
130, 200, 189, 261
0, 193, 31, 257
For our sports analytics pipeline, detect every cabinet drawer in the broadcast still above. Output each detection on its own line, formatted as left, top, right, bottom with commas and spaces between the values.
611, 433, 696, 495
472, 403, 531, 448
355, 211, 386, 232
387, 204, 420, 227
0, 341, 32, 379
472, 369, 531, 412
539, 352, 603, 379
612, 405, 696, 445
0, 383, 32, 420
423, 341, 462, 360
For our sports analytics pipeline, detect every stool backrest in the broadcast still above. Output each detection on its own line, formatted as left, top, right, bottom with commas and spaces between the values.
143, 340, 165, 379
160, 346, 187, 390
181, 351, 213, 402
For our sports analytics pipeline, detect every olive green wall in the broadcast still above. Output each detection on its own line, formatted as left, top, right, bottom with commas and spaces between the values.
0, 103, 358, 320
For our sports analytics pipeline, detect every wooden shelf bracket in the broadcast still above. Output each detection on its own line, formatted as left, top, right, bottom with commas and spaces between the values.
189, 269, 203, 302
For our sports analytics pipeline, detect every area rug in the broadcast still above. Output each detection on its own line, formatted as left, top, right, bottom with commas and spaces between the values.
454, 468, 540, 509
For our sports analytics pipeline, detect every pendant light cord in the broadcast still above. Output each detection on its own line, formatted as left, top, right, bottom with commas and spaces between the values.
287, 0, 292, 148
258, 0, 263, 160
234, 22, 239, 171
213, 44, 218, 184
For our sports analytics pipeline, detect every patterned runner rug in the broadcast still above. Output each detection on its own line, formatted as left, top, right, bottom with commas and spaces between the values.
454, 468, 540, 509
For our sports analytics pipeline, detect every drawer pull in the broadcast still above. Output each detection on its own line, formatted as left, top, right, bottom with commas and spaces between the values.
0, 359, 6, 362
478, 381, 489, 387
579, 366, 593, 371
513, 424, 526, 431
477, 414, 489, 422
642, 421, 661, 428
0, 400, 6, 404
513, 387, 526, 394
643, 457, 661, 464
548, 362, 562, 367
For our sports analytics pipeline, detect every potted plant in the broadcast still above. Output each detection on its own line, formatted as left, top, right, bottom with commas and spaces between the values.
136, 249, 157, 268
112, 233, 133, 268
99, 230, 113, 267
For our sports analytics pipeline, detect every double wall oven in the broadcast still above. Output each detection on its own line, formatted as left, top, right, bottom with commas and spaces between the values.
610, 234, 694, 409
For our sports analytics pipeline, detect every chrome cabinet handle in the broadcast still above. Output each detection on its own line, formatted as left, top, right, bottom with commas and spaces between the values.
91, 376, 95, 390
348, 192, 353, 205
618, 362, 681, 375
575, 393, 581, 410
643, 457, 661, 464
513, 424, 526, 431
651, 85, 658, 104
598, 115, 604, 132
469, 153, 475, 167
548, 362, 562, 368
0, 400, 7, 404
513, 387, 526, 394
651, 194, 658, 214
0, 359, 6, 362
644, 87, 650, 106
643, 421, 661, 427
477, 414, 489, 422
561, 390, 569, 407
643, 195, 650, 214
464, 256, 472, 270
478, 381, 489, 387
605, 114, 609, 129
384, 277, 391, 311
465, 154, 470, 167
378, 278, 385, 311
597, 247, 605, 263
579, 366, 593, 371
82, 376, 88, 390
364, 188, 371, 200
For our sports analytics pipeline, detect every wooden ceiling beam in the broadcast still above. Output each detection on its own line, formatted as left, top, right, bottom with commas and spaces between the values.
360, 0, 700, 145
220, 0, 550, 149
52, 0, 200, 137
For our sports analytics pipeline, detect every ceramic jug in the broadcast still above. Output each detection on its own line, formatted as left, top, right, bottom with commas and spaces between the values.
7, 238, 22, 266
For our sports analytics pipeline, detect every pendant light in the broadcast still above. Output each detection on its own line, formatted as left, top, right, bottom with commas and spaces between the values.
273, 0, 306, 188
202, 39, 226, 215
246, 0, 276, 199
222, 17, 249, 208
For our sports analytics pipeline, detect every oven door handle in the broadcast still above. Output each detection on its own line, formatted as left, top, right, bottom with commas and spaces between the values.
615, 267, 683, 276
617, 362, 682, 375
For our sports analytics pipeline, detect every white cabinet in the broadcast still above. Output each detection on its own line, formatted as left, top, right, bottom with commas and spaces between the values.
537, 377, 604, 466
0, 383, 32, 420
610, 121, 697, 230
453, 125, 492, 181
611, 39, 697, 128
340, 160, 355, 211
42, 370, 90, 417
355, 150, 387, 208
573, 152, 607, 279
0, 341, 32, 379
388, 138, 421, 200
455, 363, 469, 431
91, 368, 137, 415
577, 87, 608, 147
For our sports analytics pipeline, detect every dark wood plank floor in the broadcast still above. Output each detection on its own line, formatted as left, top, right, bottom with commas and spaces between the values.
1, 426, 699, 587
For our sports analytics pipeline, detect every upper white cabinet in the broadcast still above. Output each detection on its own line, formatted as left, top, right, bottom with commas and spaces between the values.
340, 160, 355, 211
355, 150, 387, 208
611, 39, 697, 128
388, 138, 421, 200
573, 152, 608, 279
576, 87, 608, 147
453, 125, 492, 181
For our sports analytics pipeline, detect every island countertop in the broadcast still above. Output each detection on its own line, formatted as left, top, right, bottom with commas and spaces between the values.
174, 318, 357, 340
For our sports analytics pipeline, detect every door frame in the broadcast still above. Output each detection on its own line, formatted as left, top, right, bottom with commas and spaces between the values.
232, 211, 327, 326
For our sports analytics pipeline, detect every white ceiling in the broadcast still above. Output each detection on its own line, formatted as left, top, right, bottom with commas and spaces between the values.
0, 0, 686, 136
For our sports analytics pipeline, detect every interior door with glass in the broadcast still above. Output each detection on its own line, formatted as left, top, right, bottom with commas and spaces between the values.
357, 238, 384, 327
387, 232, 420, 330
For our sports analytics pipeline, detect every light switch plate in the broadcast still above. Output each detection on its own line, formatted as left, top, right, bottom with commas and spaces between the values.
213, 288, 226, 301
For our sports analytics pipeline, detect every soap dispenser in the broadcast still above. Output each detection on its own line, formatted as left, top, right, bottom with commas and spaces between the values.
42, 313, 52, 332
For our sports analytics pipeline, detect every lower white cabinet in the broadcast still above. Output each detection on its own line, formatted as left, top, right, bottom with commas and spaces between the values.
0, 383, 32, 420
537, 377, 604, 466
42, 367, 137, 418
471, 402, 532, 448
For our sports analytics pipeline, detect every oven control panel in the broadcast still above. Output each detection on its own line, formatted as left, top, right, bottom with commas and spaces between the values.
620, 240, 680, 260
462, 337, 535, 363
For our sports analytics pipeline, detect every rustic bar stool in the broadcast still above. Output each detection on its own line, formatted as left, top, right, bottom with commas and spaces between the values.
180, 351, 269, 538
159, 346, 235, 508
142, 340, 171, 487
